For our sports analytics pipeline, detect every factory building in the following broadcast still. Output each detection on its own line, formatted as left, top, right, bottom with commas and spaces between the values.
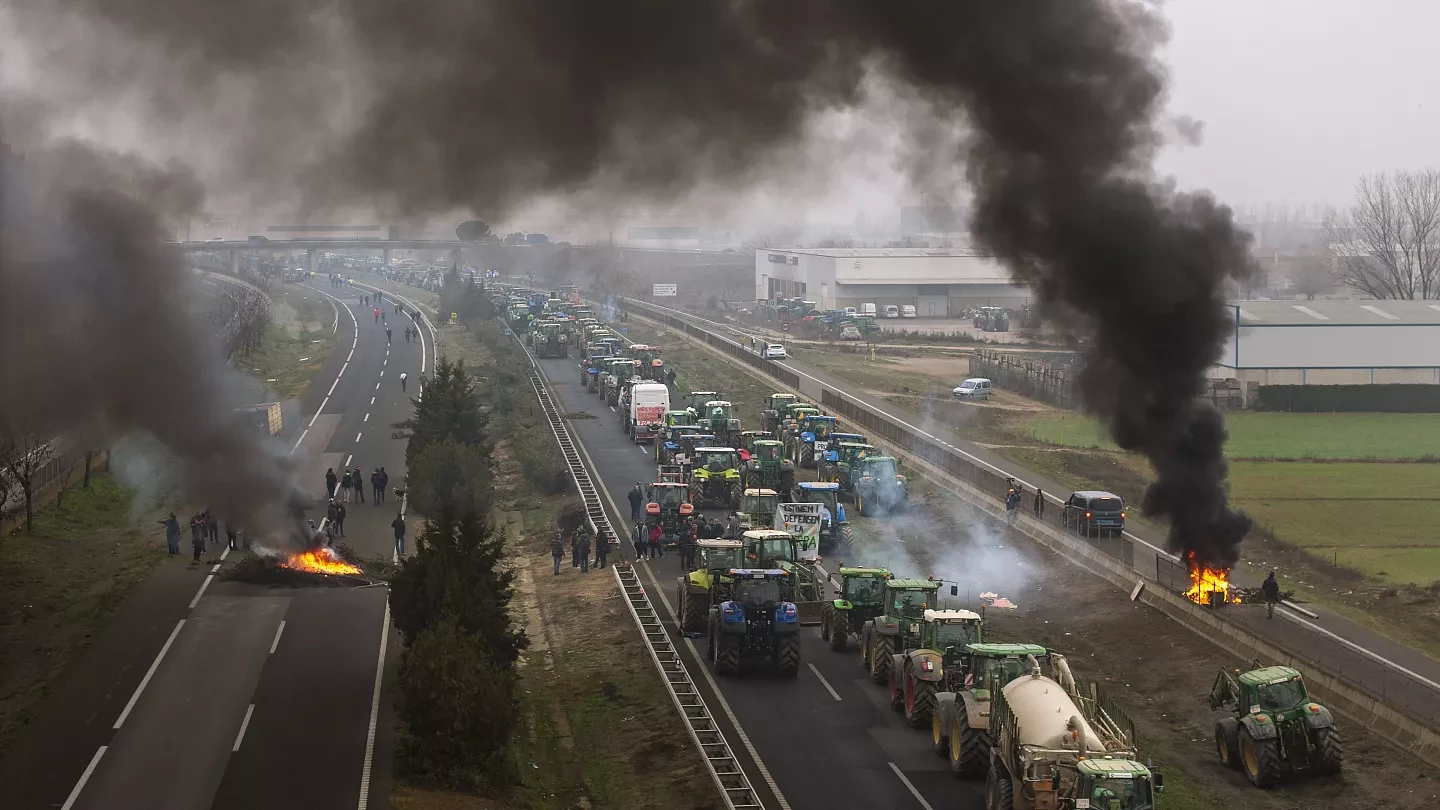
1213, 300, 1440, 384
754, 248, 1029, 316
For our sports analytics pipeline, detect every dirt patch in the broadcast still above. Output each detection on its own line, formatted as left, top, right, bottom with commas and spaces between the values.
885, 354, 972, 380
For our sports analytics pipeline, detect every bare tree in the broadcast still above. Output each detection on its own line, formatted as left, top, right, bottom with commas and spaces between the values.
1290, 252, 1334, 300
1324, 169, 1440, 298
0, 432, 53, 533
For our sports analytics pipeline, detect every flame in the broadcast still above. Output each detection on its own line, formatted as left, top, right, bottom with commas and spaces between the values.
1183, 552, 1240, 605
282, 547, 362, 576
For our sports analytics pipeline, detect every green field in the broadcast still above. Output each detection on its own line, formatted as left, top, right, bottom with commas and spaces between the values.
1014, 412, 1440, 459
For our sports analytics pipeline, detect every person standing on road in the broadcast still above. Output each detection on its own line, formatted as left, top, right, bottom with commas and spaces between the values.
191, 520, 207, 562
340, 468, 353, 502
392, 513, 407, 557
628, 483, 644, 523
385, 326, 392, 345
206, 510, 220, 545
159, 513, 181, 555
336, 500, 347, 537
352, 466, 366, 503
577, 528, 592, 573
371, 469, 383, 504
379, 468, 389, 503
648, 523, 664, 561
404, 326, 412, 343
571, 529, 581, 568
1262, 571, 1281, 618
680, 532, 697, 570
325, 467, 338, 500
1033, 487, 1045, 518
633, 523, 648, 561
327, 500, 341, 537
400, 372, 408, 392
594, 530, 609, 569
374, 307, 381, 323
550, 530, 565, 575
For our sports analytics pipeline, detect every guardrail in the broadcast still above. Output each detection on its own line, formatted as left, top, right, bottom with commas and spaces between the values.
613, 295, 1440, 762
507, 322, 762, 810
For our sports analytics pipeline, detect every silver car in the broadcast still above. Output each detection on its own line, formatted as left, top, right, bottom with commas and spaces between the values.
951, 378, 993, 400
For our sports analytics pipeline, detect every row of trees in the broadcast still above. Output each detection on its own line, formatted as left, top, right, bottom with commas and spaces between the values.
389, 356, 527, 789
1324, 169, 1440, 299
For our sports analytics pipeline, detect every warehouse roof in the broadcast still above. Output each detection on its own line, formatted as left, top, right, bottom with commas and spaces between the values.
1231, 300, 1440, 326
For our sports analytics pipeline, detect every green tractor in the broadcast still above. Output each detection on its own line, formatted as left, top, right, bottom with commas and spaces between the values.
854, 455, 908, 516
741, 529, 824, 625
788, 415, 839, 469
676, 538, 746, 633
644, 481, 695, 547
858, 578, 940, 685
706, 568, 802, 677
761, 393, 798, 433
741, 439, 795, 496
778, 404, 820, 445
822, 442, 876, 500
885, 609, 985, 729
820, 566, 890, 651
688, 447, 743, 509
657, 424, 705, 465
703, 400, 743, 447
736, 488, 781, 534
793, 481, 853, 555
602, 358, 640, 406
933, 643, 1053, 778
580, 344, 614, 389
684, 391, 720, 421
630, 343, 666, 381
1210, 663, 1342, 788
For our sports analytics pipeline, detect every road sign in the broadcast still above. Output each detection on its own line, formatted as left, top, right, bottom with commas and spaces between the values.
652, 283, 678, 297
781, 322, 790, 332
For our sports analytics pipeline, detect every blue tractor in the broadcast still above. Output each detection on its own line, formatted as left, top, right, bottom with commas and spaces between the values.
706, 569, 802, 677
794, 481, 853, 555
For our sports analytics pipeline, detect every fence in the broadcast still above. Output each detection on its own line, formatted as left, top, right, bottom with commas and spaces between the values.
971, 349, 1253, 412
618, 299, 801, 391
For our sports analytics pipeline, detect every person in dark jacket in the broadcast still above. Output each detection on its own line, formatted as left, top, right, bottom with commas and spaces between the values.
594, 530, 609, 569
1033, 488, 1045, 518
340, 469, 353, 502
550, 531, 565, 575
1262, 571, 1281, 618
205, 511, 219, 544
633, 524, 648, 561
392, 513, 407, 557
577, 528, 592, 573
159, 513, 181, 555
571, 529, 581, 568
628, 484, 644, 523
352, 466, 366, 503
371, 470, 383, 504
325, 468, 338, 500
679, 532, 698, 570
190, 516, 207, 562
379, 468, 390, 503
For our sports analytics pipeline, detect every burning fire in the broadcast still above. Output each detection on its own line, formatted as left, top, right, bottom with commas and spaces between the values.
1183, 553, 1240, 606
282, 548, 362, 576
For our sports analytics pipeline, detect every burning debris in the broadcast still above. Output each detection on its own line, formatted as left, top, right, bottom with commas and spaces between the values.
1183, 553, 1241, 607
282, 547, 363, 576
220, 545, 372, 587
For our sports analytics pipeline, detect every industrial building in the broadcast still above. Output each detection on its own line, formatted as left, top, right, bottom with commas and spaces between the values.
754, 248, 1029, 316
1213, 300, 1440, 384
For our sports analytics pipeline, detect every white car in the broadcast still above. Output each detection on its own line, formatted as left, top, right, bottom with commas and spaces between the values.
901, 305, 917, 318
762, 343, 788, 359
840, 325, 863, 341
884, 305, 900, 318
843, 306, 858, 317
952, 378, 993, 400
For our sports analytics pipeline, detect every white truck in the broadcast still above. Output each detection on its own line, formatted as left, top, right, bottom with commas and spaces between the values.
627, 382, 671, 444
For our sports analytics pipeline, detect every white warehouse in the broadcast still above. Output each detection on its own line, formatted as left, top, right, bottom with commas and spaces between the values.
1214, 300, 1440, 385
755, 248, 1029, 316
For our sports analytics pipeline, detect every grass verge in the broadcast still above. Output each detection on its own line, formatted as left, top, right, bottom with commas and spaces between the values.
0, 473, 161, 757
237, 288, 336, 400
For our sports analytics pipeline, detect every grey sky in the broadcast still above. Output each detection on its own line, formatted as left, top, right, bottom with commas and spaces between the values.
1158, 0, 1440, 208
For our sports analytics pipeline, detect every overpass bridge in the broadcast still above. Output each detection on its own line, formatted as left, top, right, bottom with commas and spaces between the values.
173, 238, 477, 274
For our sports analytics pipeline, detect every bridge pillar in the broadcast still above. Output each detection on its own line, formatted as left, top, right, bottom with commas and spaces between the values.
383, 248, 392, 273
229, 249, 239, 275
449, 247, 461, 270
306, 248, 316, 274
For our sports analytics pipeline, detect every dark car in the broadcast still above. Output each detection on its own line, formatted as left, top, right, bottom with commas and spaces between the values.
1062, 490, 1126, 536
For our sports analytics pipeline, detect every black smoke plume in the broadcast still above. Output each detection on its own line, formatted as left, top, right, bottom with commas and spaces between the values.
0, 128, 310, 538
12, 0, 1255, 566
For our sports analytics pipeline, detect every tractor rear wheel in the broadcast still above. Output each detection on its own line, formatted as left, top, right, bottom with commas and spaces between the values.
1314, 727, 1344, 774
728, 481, 742, 510
680, 589, 708, 634
870, 634, 894, 684
906, 679, 937, 728
950, 702, 990, 777
799, 443, 814, 467
819, 605, 831, 642
713, 633, 740, 676
780, 469, 795, 498
985, 761, 1014, 810
1240, 727, 1282, 789
1215, 718, 1241, 770
838, 523, 855, 556
829, 610, 850, 651
776, 634, 801, 677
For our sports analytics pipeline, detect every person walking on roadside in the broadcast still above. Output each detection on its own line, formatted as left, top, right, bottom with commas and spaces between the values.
373, 307, 381, 323
379, 468, 390, 503
571, 529, 581, 568
577, 528, 592, 573
385, 326, 392, 345
400, 372, 408, 392
594, 530, 609, 569
325, 467, 338, 500
339, 468, 353, 502
336, 501, 348, 537
392, 513, 407, 557
1033, 487, 1045, 518
352, 466, 366, 503
628, 483, 644, 523
550, 531, 565, 575
1262, 571, 1281, 619
159, 512, 181, 555
371, 469, 383, 504
648, 523, 663, 561
633, 523, 648, 561
404, 326, 412, 344
191, 520, 207, 562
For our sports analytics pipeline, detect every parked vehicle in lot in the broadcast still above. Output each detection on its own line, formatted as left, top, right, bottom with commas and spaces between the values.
901, 305, 917, 318
843, 306, 858, 317
1062, 490, 1126, 536
840, 325, 863, 341
884, 305, 900, 318
763, 343, 787, 359
861, 303, 877, 317
951, 378, 992, 400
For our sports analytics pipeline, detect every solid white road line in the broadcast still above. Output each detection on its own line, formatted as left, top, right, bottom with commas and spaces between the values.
808, 663, 842, 701
356, 601, 392, 810
232, 704, 256, 752
328, 377, 340, 396
888, 762, 935, 810
270, 620, 286, 654
60, 746, 107, 810
114, 620, 185, 729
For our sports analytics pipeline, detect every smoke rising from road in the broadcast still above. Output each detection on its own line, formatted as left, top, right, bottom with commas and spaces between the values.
5, 0, 1254, 565
0, 132, 309, 538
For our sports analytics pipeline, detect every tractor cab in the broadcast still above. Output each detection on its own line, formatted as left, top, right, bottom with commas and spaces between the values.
740, 529, 823, 623
693, 538, 745, 574
918, 609, 984, 656
790, 415, 839, 468
794, 481, 849, 552
646, 482, 695, 537
779, 406, 821, 443
854, 455, 908, 516
689, 447, 743, 508
741, 439, 795, 496
737, 430, 777, 460
762, 393, 799, 432
685, 391, 719, 419
705, 400, 741, 446
676, 433, 717, 464
737, 488, 780, 532
748, 438, 784, 462
663, 410, 692, 428
676, 539, 747, 633
963, 643, 1051, 690
825, 433, 867, 457
658, 424, 705, 464
838, 567, 889, 606
885, 579, 942, 623
1074, 759, 1157, 810
743, 529, 799, 567
657, 466, 685, 485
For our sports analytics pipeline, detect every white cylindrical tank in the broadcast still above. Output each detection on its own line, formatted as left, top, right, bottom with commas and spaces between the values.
1002, 675, 1106, 751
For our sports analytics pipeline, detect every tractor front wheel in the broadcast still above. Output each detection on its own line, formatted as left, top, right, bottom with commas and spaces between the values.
1314, 727, 1344, 774
906, 679, 937, 728
776, 634, 801, 677
838, 523, 855, 557
728, 481, 742, 510
829, 609, 850, 652
819, 605, 831, 642
1240, 727, 1282, 789
799, 443, 814, 468
1215, 718, 1241, 771
950, 702, 990, 777
870, 634, 894, 684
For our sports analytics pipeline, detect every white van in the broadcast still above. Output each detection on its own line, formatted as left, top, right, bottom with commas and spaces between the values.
951, 378, 993, 400
843, 306, 858, 317
861, 303, 877, 317
884, 305, 900, 319
627, 382, 671, 443
901, 305, 917, 318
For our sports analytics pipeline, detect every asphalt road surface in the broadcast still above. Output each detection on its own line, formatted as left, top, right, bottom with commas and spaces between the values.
1, 281, 426, 810
530, 348, 983, 810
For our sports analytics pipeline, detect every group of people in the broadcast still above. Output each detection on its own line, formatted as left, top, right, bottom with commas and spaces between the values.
1002, 477, 1047, 524
326, 466, 389, 504
549, 524, 611, 574
158, 509, 239, 561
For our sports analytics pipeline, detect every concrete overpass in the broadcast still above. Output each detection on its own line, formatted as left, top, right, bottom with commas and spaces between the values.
173, 239, 478, 274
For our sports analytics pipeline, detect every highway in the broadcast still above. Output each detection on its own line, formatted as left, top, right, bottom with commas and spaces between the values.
1, 280, 428, 810
528, 347, 980, 810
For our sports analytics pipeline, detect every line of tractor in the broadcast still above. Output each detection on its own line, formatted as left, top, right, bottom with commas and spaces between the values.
495, 282, 1348, 807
